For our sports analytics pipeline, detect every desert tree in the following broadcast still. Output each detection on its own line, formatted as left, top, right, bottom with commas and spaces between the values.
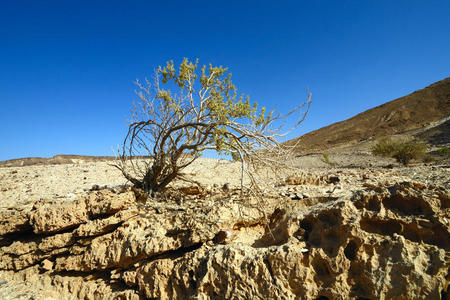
114, 58, 311, 195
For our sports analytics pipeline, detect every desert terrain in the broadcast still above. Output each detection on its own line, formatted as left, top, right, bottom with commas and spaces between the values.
0, 149, 449, 299
0, 79, 449, 299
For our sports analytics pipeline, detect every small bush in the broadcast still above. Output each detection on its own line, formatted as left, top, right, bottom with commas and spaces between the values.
392, 141, 426, 165
437, 146, 450, 157
371, 137, 427, 166
371, 137, 400, 157
322, 153, 333, 165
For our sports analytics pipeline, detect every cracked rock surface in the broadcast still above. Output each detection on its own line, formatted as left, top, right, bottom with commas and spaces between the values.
0, 160, 449, 299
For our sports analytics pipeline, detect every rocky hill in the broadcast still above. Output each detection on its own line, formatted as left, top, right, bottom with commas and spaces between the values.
291, 77, 450, 154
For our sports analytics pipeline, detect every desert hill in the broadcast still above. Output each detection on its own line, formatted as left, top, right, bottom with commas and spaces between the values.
291, 77, 450, 154
0, 155, 116, 168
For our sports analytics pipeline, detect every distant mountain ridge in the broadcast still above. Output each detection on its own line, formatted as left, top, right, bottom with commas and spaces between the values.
0, 155, 117, 168
291, 77, 450, 154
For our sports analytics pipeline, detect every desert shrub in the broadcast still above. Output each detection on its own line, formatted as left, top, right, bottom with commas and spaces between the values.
372, 137, 427, 166
371, 137, 400, 157
114, 58, 311, 194
437, 146, 450, 157
322, 153, 335, 165
392, 141, 426, 165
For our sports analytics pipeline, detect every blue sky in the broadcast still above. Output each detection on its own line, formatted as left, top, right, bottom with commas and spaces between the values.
1, 0, 449, 161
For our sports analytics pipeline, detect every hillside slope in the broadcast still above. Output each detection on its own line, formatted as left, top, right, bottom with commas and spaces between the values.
292, 77, 450, 154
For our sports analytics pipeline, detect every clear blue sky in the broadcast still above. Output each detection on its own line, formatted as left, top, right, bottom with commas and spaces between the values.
1, 0, 449, 161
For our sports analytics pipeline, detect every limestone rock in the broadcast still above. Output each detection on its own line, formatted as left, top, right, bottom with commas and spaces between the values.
38, 232, 75, 252
84, 189, 135, 217
0, 174, 448, 299
29, 199, 89, 234
0, 208, 31, 235
40, 259, 53, 271
74, 208, 138, 237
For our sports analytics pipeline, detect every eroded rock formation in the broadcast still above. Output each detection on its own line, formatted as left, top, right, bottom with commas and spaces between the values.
0, 177, 449, 299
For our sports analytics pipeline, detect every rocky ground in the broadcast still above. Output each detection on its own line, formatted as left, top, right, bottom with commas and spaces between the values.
0, 153, 449, 299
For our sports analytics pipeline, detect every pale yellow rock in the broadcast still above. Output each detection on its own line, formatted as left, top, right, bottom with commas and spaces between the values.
84, 189, 135, 217
40, 259, 53, 272
29, 199, 89, 234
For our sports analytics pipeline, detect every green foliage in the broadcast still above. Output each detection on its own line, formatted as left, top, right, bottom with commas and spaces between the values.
371, 137, 399, 157
437, 146, 450, 157
155, 58, 272, 155
392, 141, 426, 166
371, 137, 427, 166
322, 153, 333, 165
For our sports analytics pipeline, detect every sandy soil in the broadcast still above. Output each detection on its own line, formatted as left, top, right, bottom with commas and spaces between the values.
0, 158, 245, 209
